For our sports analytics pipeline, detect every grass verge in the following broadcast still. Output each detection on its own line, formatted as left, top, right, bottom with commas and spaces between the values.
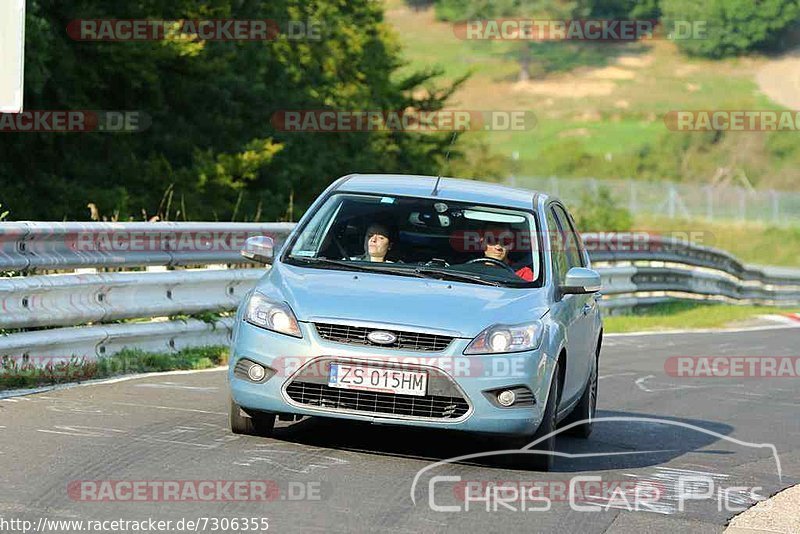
0, 345, 228, 392
384, 1, 800, 189
604, 302, 798, 334
632, 216, 800, 267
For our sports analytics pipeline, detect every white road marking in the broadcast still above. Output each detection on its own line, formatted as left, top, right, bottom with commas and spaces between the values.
45, 402, 122, 415
235, 444, 350, 473
606, 323, 800, 338
131, 436, 219, 449
110, 402, 226, 416
37, 425, 127, 438
0, 366, 227, 400
598, 372, 637, 380
635, 375, 743, 393
134, 382, 219, 391
726, 398, 800, 408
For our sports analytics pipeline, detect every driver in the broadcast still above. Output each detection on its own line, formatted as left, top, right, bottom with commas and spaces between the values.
353, 222, 394, 263
479, 225, 533, 281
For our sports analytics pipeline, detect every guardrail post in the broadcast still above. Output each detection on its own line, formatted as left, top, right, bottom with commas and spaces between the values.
771, 190, 780, 225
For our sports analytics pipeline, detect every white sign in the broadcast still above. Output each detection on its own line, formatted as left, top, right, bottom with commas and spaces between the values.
0, 0, 26, 113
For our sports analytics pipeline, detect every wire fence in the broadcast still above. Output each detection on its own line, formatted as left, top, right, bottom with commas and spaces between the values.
509, 176, 800, 227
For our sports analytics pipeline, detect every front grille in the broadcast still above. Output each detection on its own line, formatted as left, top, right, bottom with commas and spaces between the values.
314, 323, 453, 352
285, 381, 469, 419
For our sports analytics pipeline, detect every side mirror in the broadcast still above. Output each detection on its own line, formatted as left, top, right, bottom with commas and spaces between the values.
241, 236, 274, 264
561, 267, 601, 294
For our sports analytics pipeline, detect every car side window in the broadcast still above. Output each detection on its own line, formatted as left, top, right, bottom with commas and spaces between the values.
564, 208, 589, 267
547, 207, 568, 285
553, 205, 584, 269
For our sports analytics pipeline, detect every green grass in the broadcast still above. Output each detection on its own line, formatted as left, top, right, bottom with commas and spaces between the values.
632, 216, 800, 267
0, 345, 228, 392
384, 1, 800, 189
604, 302, 798, 333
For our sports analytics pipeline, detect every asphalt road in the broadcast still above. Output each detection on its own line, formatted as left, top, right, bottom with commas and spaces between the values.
1, 326, 798, 534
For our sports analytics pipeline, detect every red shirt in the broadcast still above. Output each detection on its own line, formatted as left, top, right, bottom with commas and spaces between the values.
515, 266, 534, 282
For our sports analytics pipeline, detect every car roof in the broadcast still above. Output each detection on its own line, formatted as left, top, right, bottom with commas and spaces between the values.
335, 174, 547, 211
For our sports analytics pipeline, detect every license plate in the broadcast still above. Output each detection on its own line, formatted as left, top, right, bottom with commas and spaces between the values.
328, 364, 428, 397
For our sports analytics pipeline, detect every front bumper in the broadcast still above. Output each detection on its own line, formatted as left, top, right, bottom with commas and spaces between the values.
229, 320, 557, 436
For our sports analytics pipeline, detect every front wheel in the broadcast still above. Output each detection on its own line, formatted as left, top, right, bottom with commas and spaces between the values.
503, 363, 560, 471
229, 398, 275, 437
562, 354, 598, 439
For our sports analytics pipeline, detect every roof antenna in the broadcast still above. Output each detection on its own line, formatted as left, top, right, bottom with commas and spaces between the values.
432, 131, 459, 196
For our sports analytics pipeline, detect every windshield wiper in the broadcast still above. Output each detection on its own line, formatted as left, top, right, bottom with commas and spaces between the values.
413, 267, 502, 287
287, 257, 426, 278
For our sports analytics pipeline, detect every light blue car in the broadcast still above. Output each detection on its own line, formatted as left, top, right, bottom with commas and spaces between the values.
228, 174, 603, 470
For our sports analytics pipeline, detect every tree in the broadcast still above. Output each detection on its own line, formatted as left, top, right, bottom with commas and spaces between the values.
661, 0, 800, 58
0, 0, 463, 221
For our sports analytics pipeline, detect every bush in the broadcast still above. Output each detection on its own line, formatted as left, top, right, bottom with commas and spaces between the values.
569, 185, 634, 232
584, 0, 661, 20
662, 0, 800, 58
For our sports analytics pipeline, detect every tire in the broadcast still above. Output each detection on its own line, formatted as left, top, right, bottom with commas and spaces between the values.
229, 398, 275, 437
503, 363, 560, 471
562, 350, 599, 439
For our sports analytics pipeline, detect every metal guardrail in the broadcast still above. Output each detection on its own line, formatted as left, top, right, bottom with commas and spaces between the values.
584, 233, 800, 286
0, 268, 262, 329
0, 318, 234, 361
0, 222, 798, 361
0, 222, 295, 270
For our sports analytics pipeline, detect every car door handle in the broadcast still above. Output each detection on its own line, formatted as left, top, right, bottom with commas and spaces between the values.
582, 303, 592, 315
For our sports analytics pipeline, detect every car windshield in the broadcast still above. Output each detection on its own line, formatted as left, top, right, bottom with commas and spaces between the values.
285, 193, 541, 287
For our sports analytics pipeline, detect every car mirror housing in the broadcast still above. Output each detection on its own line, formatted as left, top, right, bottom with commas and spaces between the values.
241, 236, 274, 264
561, 267, 601, 294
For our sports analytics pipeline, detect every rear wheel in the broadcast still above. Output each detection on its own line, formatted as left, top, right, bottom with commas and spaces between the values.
229, 398, 275, 437
503, 363, 560, 471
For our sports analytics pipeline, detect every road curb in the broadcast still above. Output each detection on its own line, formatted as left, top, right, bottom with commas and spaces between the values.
725, 484, 800, 534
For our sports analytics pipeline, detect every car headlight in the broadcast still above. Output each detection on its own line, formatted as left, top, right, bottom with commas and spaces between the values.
244, 292, 302, 338
464, 320, 544, 355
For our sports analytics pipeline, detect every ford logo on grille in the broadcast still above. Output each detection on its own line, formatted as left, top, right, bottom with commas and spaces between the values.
367, 330, 397, 345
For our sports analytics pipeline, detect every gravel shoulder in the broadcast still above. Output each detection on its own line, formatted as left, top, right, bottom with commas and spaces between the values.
756, 49, 800, 109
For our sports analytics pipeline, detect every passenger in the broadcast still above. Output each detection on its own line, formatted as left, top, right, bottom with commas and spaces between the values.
480, 225, 533, 281
356, 222, 394, 263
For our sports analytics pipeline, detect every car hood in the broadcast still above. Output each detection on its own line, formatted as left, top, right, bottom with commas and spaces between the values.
258, 262, 549, 338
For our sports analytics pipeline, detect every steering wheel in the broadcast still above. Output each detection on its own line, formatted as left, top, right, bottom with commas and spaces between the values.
465, 257, 516, 273
423, 258, 450, 268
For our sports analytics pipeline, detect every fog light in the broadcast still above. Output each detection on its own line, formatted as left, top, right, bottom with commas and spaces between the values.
247, 363, 267, 382
497, 390, 516, 407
